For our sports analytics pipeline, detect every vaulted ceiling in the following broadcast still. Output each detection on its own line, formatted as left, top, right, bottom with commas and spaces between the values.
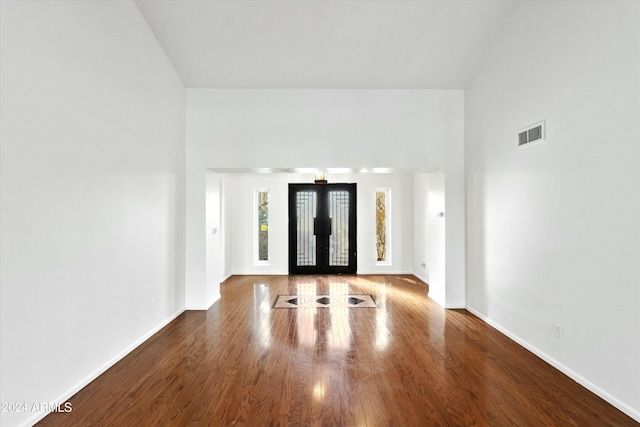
134, 0, 519, 89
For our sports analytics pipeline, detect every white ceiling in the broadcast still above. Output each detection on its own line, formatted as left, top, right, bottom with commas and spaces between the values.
134, 0, 519, 89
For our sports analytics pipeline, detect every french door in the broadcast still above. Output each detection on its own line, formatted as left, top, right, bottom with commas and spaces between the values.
288, 183, 357, 274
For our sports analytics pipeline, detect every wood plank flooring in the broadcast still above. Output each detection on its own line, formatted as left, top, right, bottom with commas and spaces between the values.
39, 275, 637, 426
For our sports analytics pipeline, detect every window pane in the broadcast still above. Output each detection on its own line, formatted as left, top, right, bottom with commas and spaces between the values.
328, 190, 350, 266
258, 191, 268, 261
296, 191, 316, 266
376, 191, 387, 262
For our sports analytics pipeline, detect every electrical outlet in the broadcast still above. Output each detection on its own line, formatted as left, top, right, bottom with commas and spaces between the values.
554, 324, 563, 340
151, 299, 157, 310
421, 262, 426, 268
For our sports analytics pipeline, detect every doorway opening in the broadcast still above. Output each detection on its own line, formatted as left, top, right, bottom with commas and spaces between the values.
288, 183, 357, 274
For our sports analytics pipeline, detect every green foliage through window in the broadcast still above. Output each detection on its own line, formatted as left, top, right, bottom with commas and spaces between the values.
258, 191, 269, 261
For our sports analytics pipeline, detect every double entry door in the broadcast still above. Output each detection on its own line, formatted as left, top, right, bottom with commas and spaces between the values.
288, 183, 357, 274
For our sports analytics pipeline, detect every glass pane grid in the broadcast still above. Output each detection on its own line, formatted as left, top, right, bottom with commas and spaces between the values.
296, 191, 316, 266
329, 191, 349, 266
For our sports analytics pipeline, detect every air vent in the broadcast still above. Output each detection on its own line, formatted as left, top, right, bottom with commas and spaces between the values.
518, 121, 545, 146
518, 131, 528, 145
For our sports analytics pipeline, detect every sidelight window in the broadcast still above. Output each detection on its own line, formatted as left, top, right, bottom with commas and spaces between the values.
256, 189, 269, 264
375, 189, 391, 265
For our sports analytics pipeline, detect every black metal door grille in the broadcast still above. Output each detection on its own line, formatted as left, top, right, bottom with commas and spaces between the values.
328, 190, 349, 266
289, 184, 356, 274
296, 191, 316, 267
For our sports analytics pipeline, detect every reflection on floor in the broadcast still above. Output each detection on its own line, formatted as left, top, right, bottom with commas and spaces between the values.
37, 274, 637, 427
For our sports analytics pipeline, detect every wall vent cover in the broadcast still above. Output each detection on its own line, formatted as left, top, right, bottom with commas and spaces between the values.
518, 121, 545, 146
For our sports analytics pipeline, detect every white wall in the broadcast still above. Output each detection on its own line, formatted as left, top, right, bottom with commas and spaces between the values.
465, 1, 640, 420
354, 173, 414, 274
413, 174, 430, 281
186, 89, 465, 307
187, 89, 454, 170
205, 173, 223, 303
226, 173, 298, 275
0, 2, 186, 426
413, 172, 446, 305
222, 176, 233, 281
444, 97, 466, 308
225, 173, 414, 275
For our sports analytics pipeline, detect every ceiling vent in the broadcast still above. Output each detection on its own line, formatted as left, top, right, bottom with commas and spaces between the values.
518, 121, 545, 147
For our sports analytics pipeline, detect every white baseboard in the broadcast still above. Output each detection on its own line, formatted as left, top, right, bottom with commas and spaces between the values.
232, 270, 289, 276
208, 293, 221, 309
356, 270, 415, 275
21, 308, 185, 427
466, 306, 640, 423
224, 271, 426, 281
187, 293, 220, 311
411, 272, 429, 286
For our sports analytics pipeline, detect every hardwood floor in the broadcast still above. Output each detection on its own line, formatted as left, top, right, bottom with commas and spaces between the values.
39, 275, 637, 426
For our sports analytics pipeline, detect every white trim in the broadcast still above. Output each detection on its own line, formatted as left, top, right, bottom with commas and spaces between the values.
466, 306, 640, 423
21, 308, 186, 427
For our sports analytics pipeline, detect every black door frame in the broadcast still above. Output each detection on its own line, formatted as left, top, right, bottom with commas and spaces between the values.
288, 183, 357, 274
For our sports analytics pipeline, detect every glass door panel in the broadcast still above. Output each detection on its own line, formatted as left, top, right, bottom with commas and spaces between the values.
295, 191, 317, 267
328, 190, 350, 267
